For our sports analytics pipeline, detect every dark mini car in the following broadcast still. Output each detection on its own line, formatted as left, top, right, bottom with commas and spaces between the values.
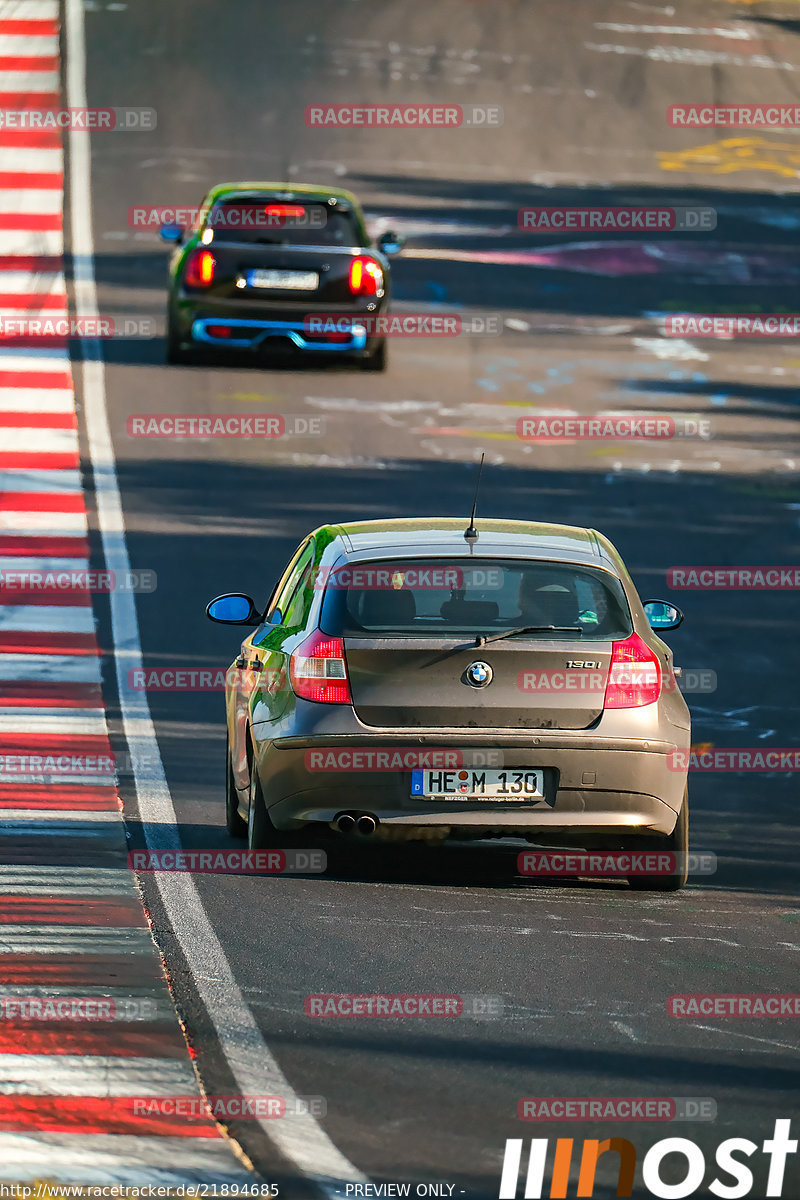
206, 518, 691, 889
161, 182, 402, 370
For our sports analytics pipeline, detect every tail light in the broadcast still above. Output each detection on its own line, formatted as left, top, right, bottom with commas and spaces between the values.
348, 256, 383, 296
184, 249, 216, 287
289, 629, 352, 704
264, 204, 306, 226
604, 632, 662, 709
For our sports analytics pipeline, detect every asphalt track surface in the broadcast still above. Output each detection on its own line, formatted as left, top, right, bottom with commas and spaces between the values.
76, 1, 800, 1196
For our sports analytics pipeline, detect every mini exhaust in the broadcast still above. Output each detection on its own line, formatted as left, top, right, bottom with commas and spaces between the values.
336, 813, 356, 833
356, 814, 377, 836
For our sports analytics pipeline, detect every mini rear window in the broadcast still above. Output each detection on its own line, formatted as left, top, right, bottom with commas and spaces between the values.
203, 201, 361, 246
319, 559, 632, 640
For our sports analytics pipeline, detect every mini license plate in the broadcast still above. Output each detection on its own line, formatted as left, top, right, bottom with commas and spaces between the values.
245, 269, 319, 291
410, 768, 544, 800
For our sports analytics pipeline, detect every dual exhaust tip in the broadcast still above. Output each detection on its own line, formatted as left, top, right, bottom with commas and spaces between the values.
336, 812, 377, 836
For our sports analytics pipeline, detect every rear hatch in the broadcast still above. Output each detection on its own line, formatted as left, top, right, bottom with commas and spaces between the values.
320, 558, 632, 730
191, 199, 373, 308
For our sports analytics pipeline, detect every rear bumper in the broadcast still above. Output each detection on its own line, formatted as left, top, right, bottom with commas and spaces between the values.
171, 296, 385, 354
253, 735, 687, 839
192, 317, 368, 353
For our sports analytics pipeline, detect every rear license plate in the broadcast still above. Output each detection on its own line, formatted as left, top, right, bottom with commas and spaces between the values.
245, 269, 319, 291
410, 768, 544, 800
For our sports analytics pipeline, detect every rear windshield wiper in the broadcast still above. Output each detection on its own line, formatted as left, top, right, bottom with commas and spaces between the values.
475, 625, 583, 647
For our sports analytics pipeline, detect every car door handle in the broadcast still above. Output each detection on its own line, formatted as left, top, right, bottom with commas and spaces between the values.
235, 656, 246, 670
248, 660, 263, 673
673, 666, 682, 678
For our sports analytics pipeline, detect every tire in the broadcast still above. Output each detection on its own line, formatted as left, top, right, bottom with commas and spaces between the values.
166, 312, 192, 364
247, 767, 271, 851
627, 787, 689, 892
361, 341, 387, 372
225, 733, 247, 838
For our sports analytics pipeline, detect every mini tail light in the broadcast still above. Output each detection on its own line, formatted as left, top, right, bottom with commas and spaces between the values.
604, 632, 662, 709
184, 249, 216, 287
289, 629, 352, 704
348, 256, 383, 296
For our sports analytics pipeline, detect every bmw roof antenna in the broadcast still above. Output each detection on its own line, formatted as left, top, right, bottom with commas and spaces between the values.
464, 452, 485, 544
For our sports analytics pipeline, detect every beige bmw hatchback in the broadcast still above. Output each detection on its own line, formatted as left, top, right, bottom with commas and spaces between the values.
207, 518, 692, 890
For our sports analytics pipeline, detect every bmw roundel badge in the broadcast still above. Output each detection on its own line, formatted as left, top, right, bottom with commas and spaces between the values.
465, 660, 493, 688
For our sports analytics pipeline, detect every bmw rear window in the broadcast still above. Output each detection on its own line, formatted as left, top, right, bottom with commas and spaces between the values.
319, 559, 632, 639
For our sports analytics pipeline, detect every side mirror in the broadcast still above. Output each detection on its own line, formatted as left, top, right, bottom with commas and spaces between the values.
206, 593, 260, 625
160, 223, 184, 244
643, 599, 684, 631
377, 231, 405, 256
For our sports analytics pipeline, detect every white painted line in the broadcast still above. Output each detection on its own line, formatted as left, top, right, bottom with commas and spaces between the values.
0, 388, 74, 411
0, 772, 115, 785
0, 1133, 253, 1186
0, 468, 81, 492
0, 984, 156, 999
0, 1, 58, 18
66, 0, 369, 1191
0, 554, 87, 573
0, 926, 153, 952
0, 806, 117, 819
0, 229, 62, 254
0, 34, 58, 54
0, 430, 76, 457
0, 67, 58, 89
0, 867, 135, 895
0, 512, 86, 534
0, 348, 69, 367
0, 309, 68, 322
0, 190, 62, 214
0, 605, 94, 633
0, 148, 62, 173
0, 270, 64, 293
0, 708, 107, 734
0, 654, 101, 683
0, 1054, 198, 1096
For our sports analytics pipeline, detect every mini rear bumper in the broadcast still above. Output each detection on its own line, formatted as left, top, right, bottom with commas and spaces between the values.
171, 295, 386, 354
252, 735, 687, 839
191, 317, 368, 353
